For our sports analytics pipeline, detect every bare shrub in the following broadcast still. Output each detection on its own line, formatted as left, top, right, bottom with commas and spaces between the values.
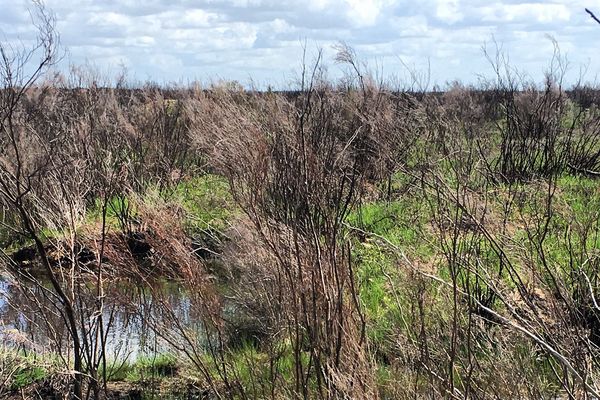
187, 50, 419, 396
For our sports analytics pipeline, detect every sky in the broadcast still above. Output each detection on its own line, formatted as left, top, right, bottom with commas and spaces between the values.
0, 0, 599, 88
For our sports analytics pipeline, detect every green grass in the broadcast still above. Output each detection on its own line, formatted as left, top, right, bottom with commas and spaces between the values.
556, 174, 600, 220
354, 243, 397, 344
166, 174, 235, 235
223, 340, 314, 398
0, 348, 58, 390
11, 365, 47, 389
346, 197, 436, 351
106, 353, 178, 382
347, 197, 434, 258
85, 174, 235, 237
87, 195, 138, 231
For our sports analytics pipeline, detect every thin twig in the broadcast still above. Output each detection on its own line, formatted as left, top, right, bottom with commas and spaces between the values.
586, 8, 600, 25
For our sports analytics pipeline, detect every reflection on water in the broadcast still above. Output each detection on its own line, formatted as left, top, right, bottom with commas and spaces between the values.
0, 274, 203, 362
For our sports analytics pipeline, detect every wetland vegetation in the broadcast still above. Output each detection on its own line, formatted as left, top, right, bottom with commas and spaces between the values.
3, 4, 600, 399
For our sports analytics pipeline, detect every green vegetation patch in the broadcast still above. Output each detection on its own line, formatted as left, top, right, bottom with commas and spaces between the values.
106, 353, 179, 382
11, 365, 47, 390
166, 174, 236, 235
0, 348, 58, 391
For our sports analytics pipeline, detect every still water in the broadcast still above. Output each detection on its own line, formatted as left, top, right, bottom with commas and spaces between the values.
0, 274, 204, 362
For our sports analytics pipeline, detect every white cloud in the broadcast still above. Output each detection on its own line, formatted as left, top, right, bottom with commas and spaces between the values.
90, 12, 131, 27
344, 0, 395, 27
0, 0, 597, 87
435, 0, 464, 24
479, 3, 571, 23
307, 0, 336, 11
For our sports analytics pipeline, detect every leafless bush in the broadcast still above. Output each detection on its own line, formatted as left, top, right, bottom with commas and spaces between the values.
411, 80, 600, 397
479, 42, 593, 184
4, 8, 600, 398
187, 47, 426, 397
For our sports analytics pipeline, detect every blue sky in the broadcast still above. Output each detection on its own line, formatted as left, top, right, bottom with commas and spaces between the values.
1, 0, 599, 88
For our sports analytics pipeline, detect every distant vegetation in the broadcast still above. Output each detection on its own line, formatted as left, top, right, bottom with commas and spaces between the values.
3, 3, 600, 399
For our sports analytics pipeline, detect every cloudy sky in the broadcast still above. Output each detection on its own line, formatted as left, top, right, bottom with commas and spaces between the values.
0, 0, 599, 88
